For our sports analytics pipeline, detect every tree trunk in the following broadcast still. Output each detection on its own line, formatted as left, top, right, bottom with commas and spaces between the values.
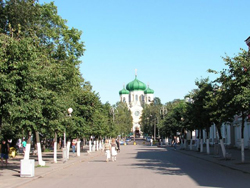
42, 138, 46, 152
54, 132, 57, 163
24, 132, 32, 160
206, 128, 210, 154
206, 139, 210, 154
83, 137, 86, 146
217, 127, 226, 158
184, 139, 187, 150
0, 114, 2, 129
96, 139, 98, 150
77, 138, 81, 157
99, 140, 102, 150
241, 139, 245, 163
67, 139, 71, 159
89, 140, 92, 152
200, 130, 203, 153
36, 131, 45, 166
241, 116, 245, 163
200, 139, 203, 152
93, 140, 96, 152
190, 139, 193, 150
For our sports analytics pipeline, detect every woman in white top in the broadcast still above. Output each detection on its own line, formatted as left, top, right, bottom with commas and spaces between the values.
104, 139, 111, 162
111, 138, 117, 162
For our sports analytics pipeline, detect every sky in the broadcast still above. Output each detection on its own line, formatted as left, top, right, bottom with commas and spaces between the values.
41, 0, 250, 105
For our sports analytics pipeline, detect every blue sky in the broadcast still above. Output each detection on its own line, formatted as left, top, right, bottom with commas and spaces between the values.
41, 0, 250, 105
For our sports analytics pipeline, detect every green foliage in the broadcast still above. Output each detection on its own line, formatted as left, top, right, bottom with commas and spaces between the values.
160, 100, 186, 138
141, 98, 163, 137
190, 78, 213, 132
0, 0, 137, 143
115, 102, 133, 136
208, 49, 250, 138
0, 0, 88, 141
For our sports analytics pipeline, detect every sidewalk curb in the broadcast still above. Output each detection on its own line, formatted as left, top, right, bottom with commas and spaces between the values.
176, 149, 250, 175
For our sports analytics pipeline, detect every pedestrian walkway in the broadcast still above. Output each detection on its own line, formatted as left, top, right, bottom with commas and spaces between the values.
133, 139, 250, 174
0, 146, 104, 188
165, 144, 250, 174
1, 141, 250, 188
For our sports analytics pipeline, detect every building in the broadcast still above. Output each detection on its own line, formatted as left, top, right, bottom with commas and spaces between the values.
119, 71, 154, 136
245, 36, 250, 50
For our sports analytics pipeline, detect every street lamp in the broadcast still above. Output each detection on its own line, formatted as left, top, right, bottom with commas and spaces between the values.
63, 107, 73, 162
64, 108, 73, 147
109, 107, 118, 138
159, 106, 167, 144
110, 107, 117, 123
154, 117, 157, 141
148, 114, 156, 141
68, 107, 73, 116
180, 117, 185, 149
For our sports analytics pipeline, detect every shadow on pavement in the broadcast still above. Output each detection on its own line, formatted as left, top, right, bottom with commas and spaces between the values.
129, 146, 250, 188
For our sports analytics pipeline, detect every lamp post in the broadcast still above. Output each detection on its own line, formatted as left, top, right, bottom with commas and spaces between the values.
67, 108, 73, 159
180, 117, 185, 149
154, 118, 156, 141
64, 108, 73, 147
160, 106, 167, 145
110, 107, 118, 137
148, 114, 155, 141
63, 107, 73, 162
110, 107, 117, 123
185, 97, 195, 150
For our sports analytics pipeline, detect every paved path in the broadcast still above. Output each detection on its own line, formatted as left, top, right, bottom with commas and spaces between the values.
1, 141, 250, 188
0, 146, 103, 188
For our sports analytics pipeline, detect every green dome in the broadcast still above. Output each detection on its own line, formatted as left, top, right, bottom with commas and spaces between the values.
144, 86, 154, 94
119, 87, 129, 95
126, 76, 146, 91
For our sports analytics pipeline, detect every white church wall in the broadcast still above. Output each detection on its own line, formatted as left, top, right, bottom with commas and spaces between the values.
129, 90, 145, 106
120, 94, 129, 104
145, 93, 154, 104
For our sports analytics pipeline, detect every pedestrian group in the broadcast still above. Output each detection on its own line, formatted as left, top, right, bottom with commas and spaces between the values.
104, 138, 120, 162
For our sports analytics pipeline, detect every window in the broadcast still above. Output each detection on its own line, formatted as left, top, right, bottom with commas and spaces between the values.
141, 95, 144, 102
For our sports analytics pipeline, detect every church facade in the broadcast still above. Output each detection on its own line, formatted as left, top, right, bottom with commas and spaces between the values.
119, 73, 154, 136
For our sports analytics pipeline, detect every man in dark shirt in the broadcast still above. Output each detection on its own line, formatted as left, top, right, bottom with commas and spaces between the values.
1, 140, 10, 165
116, 139, 120, 153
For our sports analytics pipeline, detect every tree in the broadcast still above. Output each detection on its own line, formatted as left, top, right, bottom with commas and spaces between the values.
141, 98, 162, 140
208, 49, 250, 162
0, 1, 86, 163
115, 102, 133, 137
189, 78, 214, 153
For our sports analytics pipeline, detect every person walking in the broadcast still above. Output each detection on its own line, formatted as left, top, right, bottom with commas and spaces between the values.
116, 139, 120, 153
72, 139, 77, 156
104, 139, 111, 162
1, 140, 10, 166
111, 138, 117, 162
150, 138, 153, 146
172, 137, 177, 150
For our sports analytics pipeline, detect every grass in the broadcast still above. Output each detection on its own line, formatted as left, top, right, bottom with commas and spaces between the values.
43, 148, 53, 152
35, 165, 50, 168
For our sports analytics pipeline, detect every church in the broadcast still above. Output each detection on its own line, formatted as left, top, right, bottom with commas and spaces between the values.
119, 71, 154, 136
